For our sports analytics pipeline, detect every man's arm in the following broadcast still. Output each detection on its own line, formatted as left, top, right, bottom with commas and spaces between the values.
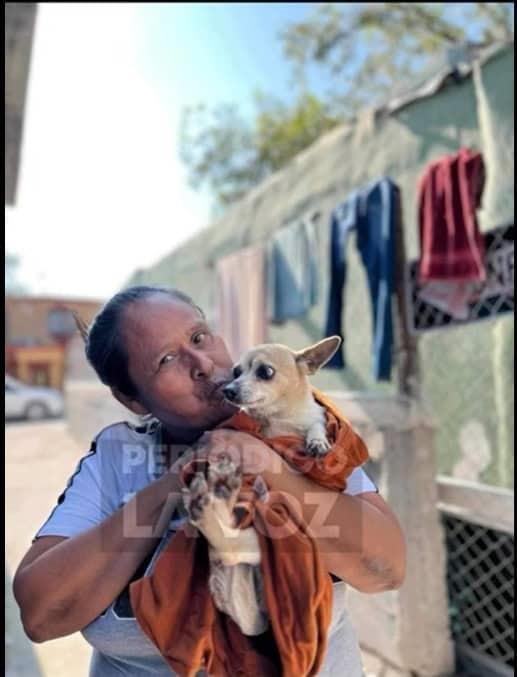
261, 462, 406, 593
198, 429, 406, 593
13, 470, 182, 643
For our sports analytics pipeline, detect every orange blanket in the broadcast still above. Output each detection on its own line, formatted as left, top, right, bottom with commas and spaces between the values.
130, 388, 369, 676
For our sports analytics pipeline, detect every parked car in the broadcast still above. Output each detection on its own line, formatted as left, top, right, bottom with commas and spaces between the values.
5, 374, 65, 421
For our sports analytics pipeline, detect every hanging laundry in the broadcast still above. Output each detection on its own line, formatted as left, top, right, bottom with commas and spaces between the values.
215, 245, 267, 362
267, 214, 318, 323
324, 178, 399, 381
417, 147, 486, 319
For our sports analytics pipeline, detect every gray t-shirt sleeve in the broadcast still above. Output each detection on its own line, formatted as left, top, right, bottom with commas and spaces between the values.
33, 441, 120, 542
343, 466, 378, 495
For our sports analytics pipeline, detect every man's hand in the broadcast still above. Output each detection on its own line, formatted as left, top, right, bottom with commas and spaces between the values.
168, 445, 199, 476
182, 432, 406, 592
192, 429, 284, 477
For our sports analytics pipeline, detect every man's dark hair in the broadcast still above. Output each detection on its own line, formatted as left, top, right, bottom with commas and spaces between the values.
83, 286, 204, 399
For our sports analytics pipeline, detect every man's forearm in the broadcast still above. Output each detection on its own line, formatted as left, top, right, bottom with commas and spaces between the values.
261, 461, 405, 592
14, 471, 183, 642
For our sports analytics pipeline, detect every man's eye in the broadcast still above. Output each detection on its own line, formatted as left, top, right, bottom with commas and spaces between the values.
192, 332, 208, 345
256, 365, 275, 380
160, 353, 176, 366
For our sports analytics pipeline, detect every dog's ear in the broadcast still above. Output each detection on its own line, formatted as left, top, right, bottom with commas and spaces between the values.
72, 311, 90, 344
295, 336, 342, 375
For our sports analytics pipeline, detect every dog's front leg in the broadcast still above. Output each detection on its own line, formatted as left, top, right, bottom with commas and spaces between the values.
182, 458, 261, 566
306, 419, 331, 457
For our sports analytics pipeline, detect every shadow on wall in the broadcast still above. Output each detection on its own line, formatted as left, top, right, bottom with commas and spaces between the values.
5, 565, 43, 677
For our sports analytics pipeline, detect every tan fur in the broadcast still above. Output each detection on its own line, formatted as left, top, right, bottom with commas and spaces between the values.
227, 336, 341, 448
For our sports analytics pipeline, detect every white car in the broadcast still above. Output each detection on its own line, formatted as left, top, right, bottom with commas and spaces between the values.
5, 374, 65, 421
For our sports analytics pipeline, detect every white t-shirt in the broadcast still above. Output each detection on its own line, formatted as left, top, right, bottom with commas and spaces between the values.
35, 420, 376, 676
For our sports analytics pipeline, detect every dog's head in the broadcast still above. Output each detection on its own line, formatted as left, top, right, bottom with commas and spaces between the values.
222, 336, 341, 416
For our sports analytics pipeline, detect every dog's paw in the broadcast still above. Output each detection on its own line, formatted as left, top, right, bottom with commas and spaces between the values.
208, 453, 242, 500
252, 475, 269, 503
306, 437, 331, 457
183, 472, 210, 522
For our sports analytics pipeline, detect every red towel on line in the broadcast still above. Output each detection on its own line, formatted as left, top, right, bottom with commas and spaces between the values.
418, 147, 486, 283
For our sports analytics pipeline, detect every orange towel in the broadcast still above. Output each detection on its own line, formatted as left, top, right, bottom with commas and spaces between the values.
130, 389, 369, 676
220, 388, 369, 491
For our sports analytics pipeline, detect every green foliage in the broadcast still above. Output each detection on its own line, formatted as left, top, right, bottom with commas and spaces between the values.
180, 93, 338, 207
180, 103, 263, 207
180, 3, 514, 209
254, 92, 339, 170
281, 2, 514, 116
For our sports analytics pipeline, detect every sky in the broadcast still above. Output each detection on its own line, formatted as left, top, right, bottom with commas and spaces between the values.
6, 3, 506, 300
5, 2, 318, 300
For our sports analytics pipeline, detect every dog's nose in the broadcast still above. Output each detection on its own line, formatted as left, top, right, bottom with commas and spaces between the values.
222, 384, 239, 402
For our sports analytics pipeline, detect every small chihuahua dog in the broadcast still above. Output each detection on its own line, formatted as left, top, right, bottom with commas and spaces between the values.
222, 335, 342, 455
182, 336, 342, 636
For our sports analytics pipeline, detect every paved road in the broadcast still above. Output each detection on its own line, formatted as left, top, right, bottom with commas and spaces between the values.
6, 420, 92, 677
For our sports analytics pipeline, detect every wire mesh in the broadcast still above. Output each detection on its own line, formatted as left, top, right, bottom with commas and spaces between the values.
443, 514, 514, 672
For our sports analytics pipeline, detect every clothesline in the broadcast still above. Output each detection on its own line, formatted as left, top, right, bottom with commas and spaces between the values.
207, 147, 489, 384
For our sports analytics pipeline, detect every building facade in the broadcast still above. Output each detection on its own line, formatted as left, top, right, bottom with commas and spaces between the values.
5, 296, 103, 390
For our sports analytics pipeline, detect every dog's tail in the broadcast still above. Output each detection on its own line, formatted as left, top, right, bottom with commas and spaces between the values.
72, 311, 90, 344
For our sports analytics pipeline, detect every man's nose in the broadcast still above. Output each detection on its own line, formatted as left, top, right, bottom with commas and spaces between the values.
186, 348, 214, 380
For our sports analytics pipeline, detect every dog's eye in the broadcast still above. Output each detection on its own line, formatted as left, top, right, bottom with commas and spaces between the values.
256, 365, 275, 380
232, 365, 242, 378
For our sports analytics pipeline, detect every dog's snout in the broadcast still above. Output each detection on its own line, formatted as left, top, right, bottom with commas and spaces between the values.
222, 384, 239, 402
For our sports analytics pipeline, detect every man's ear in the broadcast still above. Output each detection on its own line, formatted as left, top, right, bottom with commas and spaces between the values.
110, 387, 150, 416
295, 336, 342, 375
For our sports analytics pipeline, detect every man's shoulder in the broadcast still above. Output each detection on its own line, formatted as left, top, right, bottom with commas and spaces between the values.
91, 419, 161, 475
94, 419, 160, 446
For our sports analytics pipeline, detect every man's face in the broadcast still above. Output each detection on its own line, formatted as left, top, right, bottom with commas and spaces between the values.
121, 294, 236, 437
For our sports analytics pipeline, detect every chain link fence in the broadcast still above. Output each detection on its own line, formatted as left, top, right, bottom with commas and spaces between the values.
443, 514, 514, 676
408, 222, 514, 675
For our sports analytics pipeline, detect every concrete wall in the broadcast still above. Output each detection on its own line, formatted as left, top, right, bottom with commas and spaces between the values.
330, 392, 454, 677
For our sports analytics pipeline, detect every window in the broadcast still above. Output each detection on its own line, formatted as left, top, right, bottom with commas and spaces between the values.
48, 307, 76, 341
